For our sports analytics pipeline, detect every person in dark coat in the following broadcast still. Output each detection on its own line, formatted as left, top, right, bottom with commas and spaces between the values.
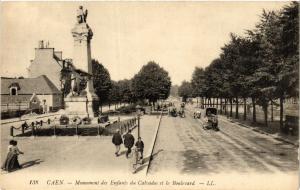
112, 129, 123, 156
135, 137, 144, 160
123, 129, 135, 158
1, 140, 24, 172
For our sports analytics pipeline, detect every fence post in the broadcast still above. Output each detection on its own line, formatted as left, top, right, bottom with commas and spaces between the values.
76, 124, 78, 136
32, 126, 35, 136
53, 125, 56, 136
21, 124, 25, 134
10, 126, 14, 137
97, 125, 100, 136
138, 115, 140, 138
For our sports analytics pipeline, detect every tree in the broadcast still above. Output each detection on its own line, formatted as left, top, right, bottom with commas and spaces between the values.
60, 65, 72, 98
276, 2, 299, 130
131, 61, 171, 104
251, 7, 299, 127
118, 79, 133, 104
203, 58, 226, 109
107, 81, 120, 109
170, 85, 179, 97
191, 67, 205, 97
220, 34, 246, 118
92, 59, 112, 112
186, 3, 298, 128
178, 81, 193, 102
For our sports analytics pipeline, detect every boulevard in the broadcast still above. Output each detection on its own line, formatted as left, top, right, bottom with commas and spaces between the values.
148, 100, 298, 175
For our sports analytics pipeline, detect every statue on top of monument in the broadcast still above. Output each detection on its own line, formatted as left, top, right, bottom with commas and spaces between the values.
77, 6, 88, 24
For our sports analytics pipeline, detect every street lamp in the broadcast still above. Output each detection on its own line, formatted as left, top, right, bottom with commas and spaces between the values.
135, 104, 142, 138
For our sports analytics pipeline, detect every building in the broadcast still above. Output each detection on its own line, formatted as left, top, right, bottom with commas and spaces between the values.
1, 75, 62, 118
27, 40, 66, 89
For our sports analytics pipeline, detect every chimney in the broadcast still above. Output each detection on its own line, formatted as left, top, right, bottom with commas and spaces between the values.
38, 40, 44, 49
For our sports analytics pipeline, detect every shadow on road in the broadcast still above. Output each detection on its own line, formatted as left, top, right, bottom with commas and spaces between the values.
118, 150, 127, 156
134, 149, 164, 174
21, 159, 43, 169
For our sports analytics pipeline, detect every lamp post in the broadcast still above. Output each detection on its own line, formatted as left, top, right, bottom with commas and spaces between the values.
135, 105, 142, 138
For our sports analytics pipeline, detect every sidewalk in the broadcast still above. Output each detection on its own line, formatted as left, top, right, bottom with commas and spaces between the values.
1, 115, 160, 178
219, 115, 299, 147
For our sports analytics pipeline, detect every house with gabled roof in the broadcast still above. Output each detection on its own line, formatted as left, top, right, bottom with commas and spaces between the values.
1, 75, 62, 116
27, 40, 69, 89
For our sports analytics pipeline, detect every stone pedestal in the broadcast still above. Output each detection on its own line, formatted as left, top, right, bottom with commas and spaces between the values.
64, 96, 98, 118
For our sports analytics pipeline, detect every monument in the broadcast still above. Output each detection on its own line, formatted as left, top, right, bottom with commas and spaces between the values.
64, 6, 99, 119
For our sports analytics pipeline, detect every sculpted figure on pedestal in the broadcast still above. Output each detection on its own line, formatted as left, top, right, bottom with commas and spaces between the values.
62, 64, 90, 97
77, 6, 88, 24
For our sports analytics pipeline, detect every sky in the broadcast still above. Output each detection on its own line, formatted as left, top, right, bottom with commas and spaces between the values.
0, 1, 288, 85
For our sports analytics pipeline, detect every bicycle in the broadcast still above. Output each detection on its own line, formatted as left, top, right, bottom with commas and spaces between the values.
131, 148, 143, 173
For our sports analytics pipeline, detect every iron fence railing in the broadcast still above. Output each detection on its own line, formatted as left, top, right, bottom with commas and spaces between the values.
10, 117, 138, 137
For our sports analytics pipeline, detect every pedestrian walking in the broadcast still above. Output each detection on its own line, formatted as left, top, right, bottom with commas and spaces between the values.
135, 137, 144, 160
123, 129, 135, 158
112, 129, 123, 156
1, 140, 24, 172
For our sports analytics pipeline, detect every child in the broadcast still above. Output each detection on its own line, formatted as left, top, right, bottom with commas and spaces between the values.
135, 137, 144, 160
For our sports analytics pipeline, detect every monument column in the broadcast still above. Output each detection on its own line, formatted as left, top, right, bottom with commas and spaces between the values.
65, 6, 99, 118
71, 22, 96, 99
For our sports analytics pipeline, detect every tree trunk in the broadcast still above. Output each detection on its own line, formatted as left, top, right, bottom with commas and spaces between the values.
213, 98, 215, 107
204, 98, 207, 108
280, 97, 284, 130
235, 97, 239, 119
243, 98, 247, 120
252, 97, 256, 123
220, 98, 223, 114
216, 98, 219, 110
271, 100, 274, 122
263, 105, 268, 127
230, 98, 233, 117
224, 98, 227, 115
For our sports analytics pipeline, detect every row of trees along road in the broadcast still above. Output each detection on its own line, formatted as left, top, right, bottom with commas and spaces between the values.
179, 2, 298, 129
91, 60, 171, 112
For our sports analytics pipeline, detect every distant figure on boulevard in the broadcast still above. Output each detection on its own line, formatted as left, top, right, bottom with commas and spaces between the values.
135, 137, 144, 160
123, 129, 135, 158
112, 129, 123, 157
1, 140, 24, 172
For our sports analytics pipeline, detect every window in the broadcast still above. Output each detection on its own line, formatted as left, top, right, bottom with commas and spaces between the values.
10, 88, 17, 96
9, 83, 20, 96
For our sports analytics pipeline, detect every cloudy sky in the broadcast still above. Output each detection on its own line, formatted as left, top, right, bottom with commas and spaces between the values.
1, 1, 288, 85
